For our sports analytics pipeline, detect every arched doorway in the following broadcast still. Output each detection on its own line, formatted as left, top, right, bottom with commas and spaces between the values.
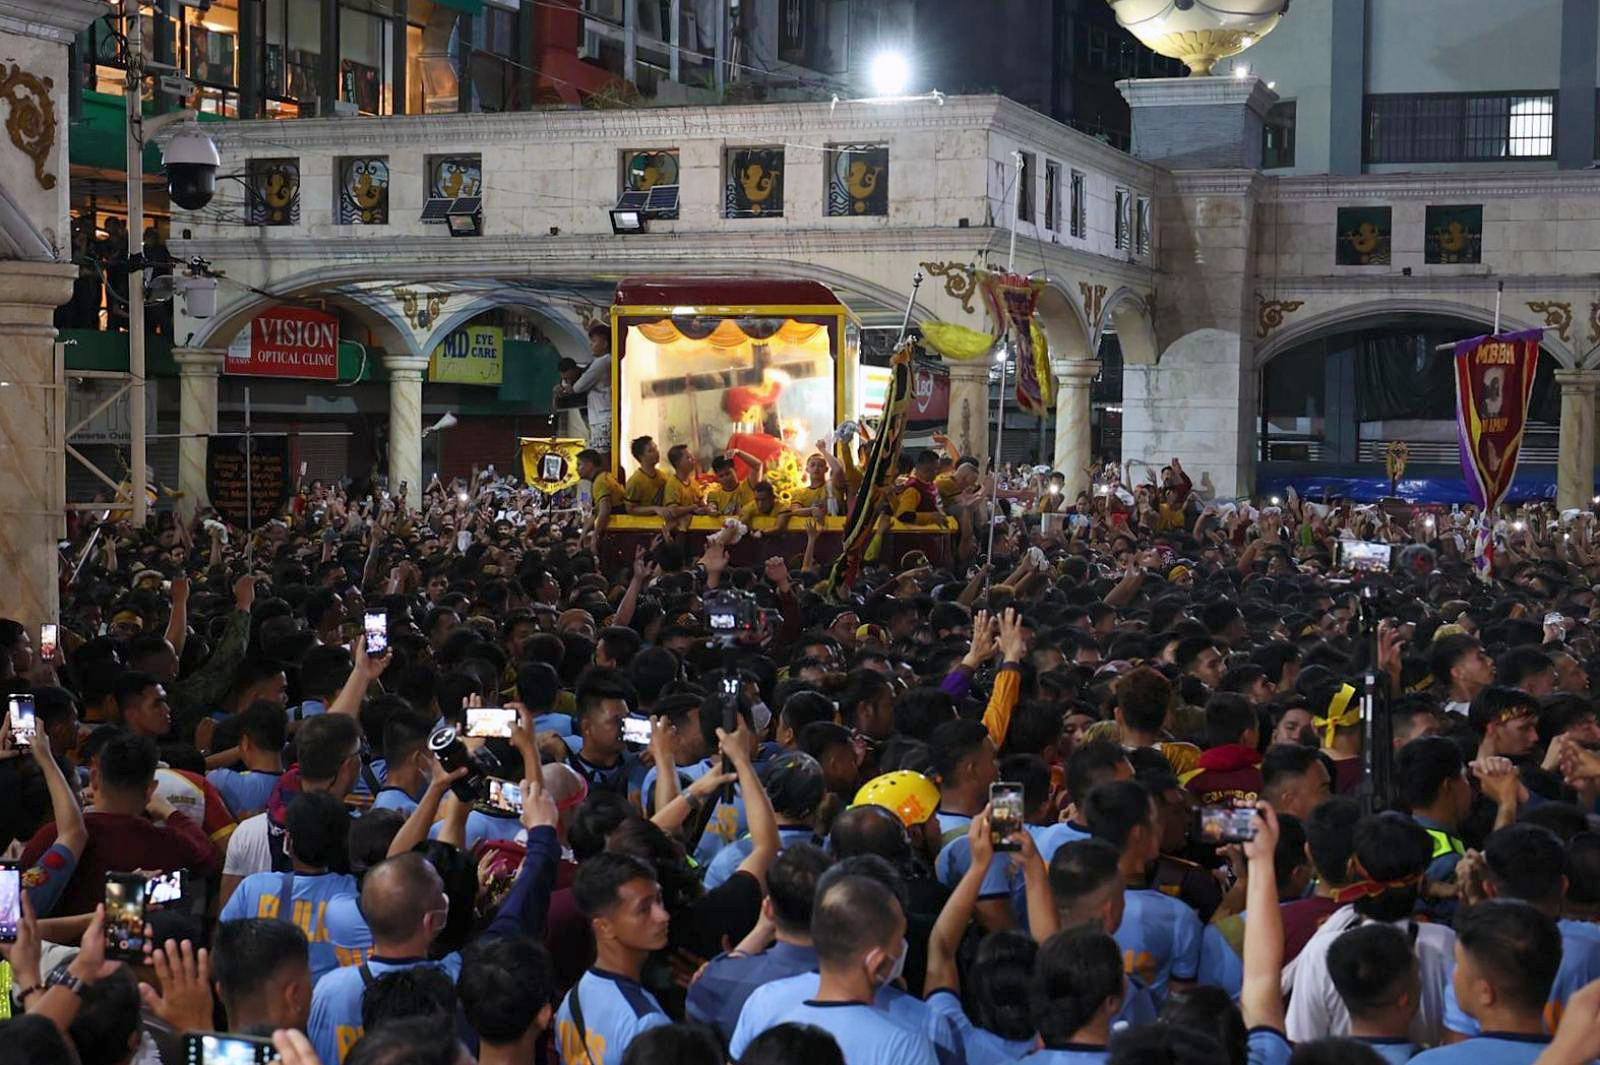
1258, 313, 1565, 500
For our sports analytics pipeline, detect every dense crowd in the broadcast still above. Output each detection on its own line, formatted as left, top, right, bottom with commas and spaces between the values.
11, 444, 1600, 1065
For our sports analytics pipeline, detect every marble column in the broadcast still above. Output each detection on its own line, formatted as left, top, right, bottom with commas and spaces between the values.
173, 347, 226, 521
944, 360, 991, 465
0, 261, 77, 631
1052, 359, 1101, 499
1556, 369, 1600, 512
385, 355, 429, 510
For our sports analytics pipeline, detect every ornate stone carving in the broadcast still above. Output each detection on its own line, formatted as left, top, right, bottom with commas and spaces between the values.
393, 286, 450, 330
1255, 293, 1305, 340
1079, 282, 1107, 327
921, 260, 977, 315
0, 63, 57, 190
1527, 300, 1572, 343
1588, 302, 1600, 345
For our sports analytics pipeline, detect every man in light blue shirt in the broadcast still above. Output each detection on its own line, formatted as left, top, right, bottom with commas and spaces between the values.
219, 791, 358, 982
1412, 901, 1559, 1065
554, 852, 672, 1065
1084, 780, 1201, 1001
206, 700, 286, 819
369, 711, 435, 817
729, 869, 939, 1065
306, 852, 460, 1065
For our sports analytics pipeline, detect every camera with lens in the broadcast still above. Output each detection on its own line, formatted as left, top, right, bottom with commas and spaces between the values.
161, 127, 220, 210
427, 724, 503, 802
704, 587, 760, 644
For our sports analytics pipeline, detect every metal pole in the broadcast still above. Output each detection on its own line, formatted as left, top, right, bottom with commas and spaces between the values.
894, 272, 923, 346
985, 151, 1024, 563
244, 385, 253, 564
126, 5, 147, 527
1493, 279, 1503, 333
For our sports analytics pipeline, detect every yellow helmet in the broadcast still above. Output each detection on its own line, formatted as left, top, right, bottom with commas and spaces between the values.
852, 771, 940, 827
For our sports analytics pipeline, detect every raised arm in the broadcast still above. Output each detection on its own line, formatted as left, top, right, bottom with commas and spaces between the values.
924, 811, 996, 996
729, 717, 780, 889
163, 576, 190, 659
328, 635, 390, 720
1241, 802, 1285, 1032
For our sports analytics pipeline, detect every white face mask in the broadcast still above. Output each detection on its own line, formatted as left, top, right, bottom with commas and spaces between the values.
875, 937, 909, 988
750, 701, 772, 735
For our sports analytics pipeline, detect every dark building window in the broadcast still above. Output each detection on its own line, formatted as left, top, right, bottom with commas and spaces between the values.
1263, 101, 1296, 168
1017, 151, 1035, 222
1070, 170, 1086, 238
1365, 91, 1555, 163
1044, 160, 1061, 232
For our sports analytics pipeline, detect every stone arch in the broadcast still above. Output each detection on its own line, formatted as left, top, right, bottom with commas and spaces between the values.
1102, 286, 1158, 366
1253, 298, 1577, 370
1033, 279, 1095, 363
185, 256, 927, 351
422, 291, 591, 362
182, 281, 423, 358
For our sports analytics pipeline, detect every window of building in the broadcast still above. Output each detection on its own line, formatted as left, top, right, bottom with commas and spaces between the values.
335, 156, 389, 224
247, 158, 300, 226
622, 149, 680, 219
1043, 161, 1061, 232
826, 145, 888, 216
1114, 187, 1131, 250
1263, 101, 1296, 168
1017, 151, 1035, 222
427, 154, 483, 201
725, 147, 785, 218
1136, 196, 1151, 255
1364, 91, 1556, 163
1070, 169, 1086, 238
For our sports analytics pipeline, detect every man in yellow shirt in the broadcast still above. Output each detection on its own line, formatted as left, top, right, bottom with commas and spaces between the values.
578, 449, 624, 549
623, 435, 666, 508
737, 481, 783, 535
704, 455, 756, 515
663, 444, 710, 509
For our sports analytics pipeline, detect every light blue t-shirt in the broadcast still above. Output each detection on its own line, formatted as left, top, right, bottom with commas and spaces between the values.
205, 768, 283, 820
1196, 922, 1243, 997
703, 826, 819, 890
1247, 1028, 1292, 1065
737, 999, 939, 1065
1409, 1034, 1551, 1065
1358, 1038, 1418, 1064
218, 869, 359, 983
926, 988, 1036, 1065
935, 832, 1018, 901
306, 953, 463, 1064
370, 786, 421, 816
428, 809, 524, 849
554, 968, 671, 1065
729, 970, 963, 1065
1442, 918, 1600, 1036
1114, 888, 1203, 1002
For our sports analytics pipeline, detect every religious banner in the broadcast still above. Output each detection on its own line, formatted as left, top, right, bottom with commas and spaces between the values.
1454, 328, 1541, 572
206, 434, 290, 528
429, 324, 503, 386
518, 437, 586, 495
227, 307, 339, 379
978, 270, 1053, 415
824, 339, 914, 601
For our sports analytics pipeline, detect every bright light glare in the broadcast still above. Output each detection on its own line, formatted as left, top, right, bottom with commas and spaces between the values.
1233, 64, 1251, 80
868, 51, 911, 96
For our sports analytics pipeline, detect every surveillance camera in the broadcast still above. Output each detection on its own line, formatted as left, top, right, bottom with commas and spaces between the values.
162, 128, 220, 210
177, 275, 218, 319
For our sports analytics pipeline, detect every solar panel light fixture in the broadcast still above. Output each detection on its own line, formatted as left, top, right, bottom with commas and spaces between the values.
445, 196, 484, 237
421, 196, 484, 236
610, 184, 679, 234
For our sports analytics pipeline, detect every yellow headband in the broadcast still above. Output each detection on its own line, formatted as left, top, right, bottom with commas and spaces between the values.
1312, 683, 1361, 748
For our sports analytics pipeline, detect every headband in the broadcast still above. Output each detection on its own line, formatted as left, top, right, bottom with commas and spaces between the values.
1312, 683, 1361, 748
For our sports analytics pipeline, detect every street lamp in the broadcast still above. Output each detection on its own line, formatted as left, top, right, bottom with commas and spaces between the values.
867, 51, 911, 97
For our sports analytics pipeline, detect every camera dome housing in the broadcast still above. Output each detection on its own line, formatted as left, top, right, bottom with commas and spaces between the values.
162, 128, 220, 210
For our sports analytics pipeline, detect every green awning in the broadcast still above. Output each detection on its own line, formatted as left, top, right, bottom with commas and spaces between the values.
433, 0, 483, 16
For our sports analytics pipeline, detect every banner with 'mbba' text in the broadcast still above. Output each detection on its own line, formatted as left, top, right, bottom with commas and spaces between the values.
1454, 328, 1540, 513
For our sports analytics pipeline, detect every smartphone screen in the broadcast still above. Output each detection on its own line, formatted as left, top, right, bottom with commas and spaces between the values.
145, 870, 183, 906
1197, 805, 1258, 845
477, 779, 523, 818
989, 782, 1024, 852
39, 623, 57, 662
104, 872, 148, 961
0, 863, 19, 943
621, 715, 652, 748
363, 610, 388, 656
182, 1031, 275, 1065
8, 695, 35, 748
465, 706, 517, 739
